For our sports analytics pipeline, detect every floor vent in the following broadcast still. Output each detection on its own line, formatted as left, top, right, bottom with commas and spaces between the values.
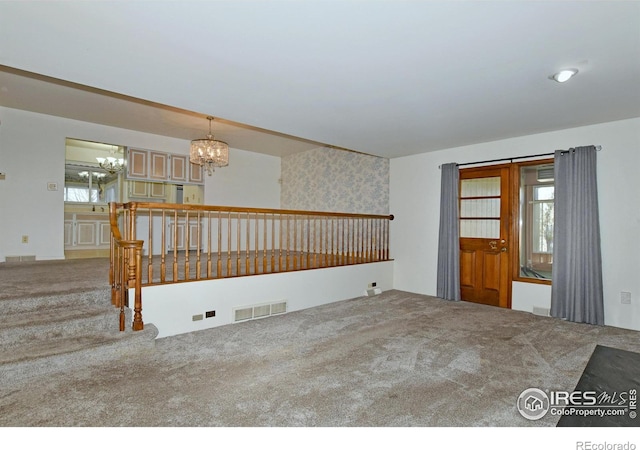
233, 301, 288, 322
532, 307, 550, 317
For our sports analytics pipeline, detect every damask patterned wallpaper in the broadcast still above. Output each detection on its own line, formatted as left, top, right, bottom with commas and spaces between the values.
280, 146, 389, 215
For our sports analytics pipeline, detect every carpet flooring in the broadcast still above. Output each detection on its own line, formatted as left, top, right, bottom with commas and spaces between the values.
2, 281, 640, 427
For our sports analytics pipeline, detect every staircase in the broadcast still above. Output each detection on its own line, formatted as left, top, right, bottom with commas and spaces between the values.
0, 287, 157, 387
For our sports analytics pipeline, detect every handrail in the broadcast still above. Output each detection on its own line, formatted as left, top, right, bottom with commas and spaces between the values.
109, 201, 394, 331
131, 201, 395, 220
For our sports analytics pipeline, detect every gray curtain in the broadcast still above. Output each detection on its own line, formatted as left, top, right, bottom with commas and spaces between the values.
436, 163, 461, 301
550, 146, 604, 325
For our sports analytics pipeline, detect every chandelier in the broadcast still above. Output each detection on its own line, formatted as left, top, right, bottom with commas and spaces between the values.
190, 116, 229, 176
78, 171, 106, 180
96, 146, 124, 174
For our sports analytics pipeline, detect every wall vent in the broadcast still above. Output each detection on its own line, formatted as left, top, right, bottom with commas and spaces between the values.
233, 301, 288, 322
5, 255, 36, 263
537, 167, 554, 182
532, 307, 550, 317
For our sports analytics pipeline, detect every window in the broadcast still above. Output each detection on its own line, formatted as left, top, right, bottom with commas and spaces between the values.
63, 167, 110, 203
64, 185, 99, 203
517, 162, 554, 281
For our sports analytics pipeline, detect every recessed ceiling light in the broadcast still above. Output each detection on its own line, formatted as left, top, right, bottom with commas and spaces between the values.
551, 69, 578, 83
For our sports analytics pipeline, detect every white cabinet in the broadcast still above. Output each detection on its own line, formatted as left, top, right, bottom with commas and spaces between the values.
126, 148, 204, 185
128, 181, 165, 199
170, 155, 187, 183
127, 148, 148, 178
149, 151, 169, 181
188, 161, 204, 184
64, 213, 110, 250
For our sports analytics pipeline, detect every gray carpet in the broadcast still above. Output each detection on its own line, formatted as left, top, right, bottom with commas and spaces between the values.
2, 285, 640, 427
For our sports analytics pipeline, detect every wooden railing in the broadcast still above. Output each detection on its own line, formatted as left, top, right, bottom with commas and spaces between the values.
109, 201, 394, 331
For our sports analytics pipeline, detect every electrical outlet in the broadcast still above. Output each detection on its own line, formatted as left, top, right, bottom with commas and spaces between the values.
368, 282, 377, 289
21, 235, 28, 244
205, 310, 216, 318
621, 292, 631, 305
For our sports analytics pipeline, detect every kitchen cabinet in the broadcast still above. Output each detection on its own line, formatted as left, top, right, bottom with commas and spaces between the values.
126, 148, 203, 185
64, 212, 111, 250
170, 154, 187, 182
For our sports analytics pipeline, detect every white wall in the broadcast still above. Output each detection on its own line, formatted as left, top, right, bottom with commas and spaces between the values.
204, 146, 280, 209
0, 107, 281, 261
139, 261, 394, 338
390, 118, 640, 331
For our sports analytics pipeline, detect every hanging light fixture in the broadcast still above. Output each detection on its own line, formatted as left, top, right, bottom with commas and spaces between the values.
190, 116, 229, 176
96, 146, 124, 174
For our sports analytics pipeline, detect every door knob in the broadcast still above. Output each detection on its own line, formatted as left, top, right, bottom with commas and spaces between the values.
501, 247, 507, 252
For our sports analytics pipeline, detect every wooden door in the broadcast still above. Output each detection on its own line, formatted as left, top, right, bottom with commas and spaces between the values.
459, 165, 511, 308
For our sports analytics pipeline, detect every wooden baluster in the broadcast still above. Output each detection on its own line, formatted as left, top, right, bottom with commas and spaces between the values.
362, 218, 367, 262
207, 211, 212, 278
347, 219, 355, 264
380, 218, 384, 261
341, 218, 346, 265
185, 211, 190, 280
318, 217, 324, 267
173, 209, 178, 282
327, 218, 332, 267
254, 213, 260, 274
129, 203, 137, 244
244, 213, 251, 275
160, 210, 166, 283
312, 217, 318, 268
305, 217, 311, 269
235, 213, 241, 275
385, 218, 390, 260
196, 211, 202, 280
378, 218, 382, 261
131, 244, 144, 331
271, 214, 276, 273
339, 218, 345, 266
285, 215, 290, 271
354, 218, 358, 264
360, 219, 365, 263
147, 208, 153, 284
217, 212, 222, 278
293, 215, 298, 270
279, 214, 284, 272
368, 218, 373, 262
373, 218, 378, 261
109, 225, 115, 306
263, 214, 268, 274
227, 212, 232, 277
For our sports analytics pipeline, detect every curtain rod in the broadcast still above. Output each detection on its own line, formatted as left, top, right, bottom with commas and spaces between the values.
438, 145, 602, 169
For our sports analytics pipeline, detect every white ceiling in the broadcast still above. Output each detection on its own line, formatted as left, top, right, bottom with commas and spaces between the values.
1, 1, 639, 159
